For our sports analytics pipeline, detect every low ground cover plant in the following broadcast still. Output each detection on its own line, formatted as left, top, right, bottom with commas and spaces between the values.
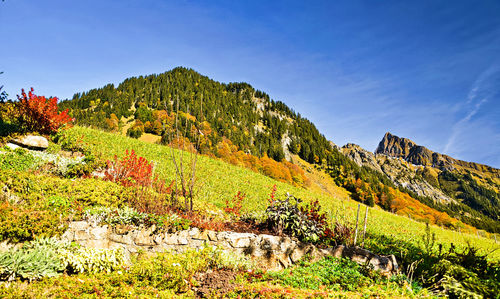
0, 238, 125, 282
0, 245, 254, 297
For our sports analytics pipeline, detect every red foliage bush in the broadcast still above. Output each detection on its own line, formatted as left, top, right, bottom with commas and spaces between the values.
104, 150, 153, 187
224, 191, 245, 217
268, 184, 277, 205
16, 88, 73, 134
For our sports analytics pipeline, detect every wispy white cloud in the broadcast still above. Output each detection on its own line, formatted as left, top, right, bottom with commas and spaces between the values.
443, 63, 500, 154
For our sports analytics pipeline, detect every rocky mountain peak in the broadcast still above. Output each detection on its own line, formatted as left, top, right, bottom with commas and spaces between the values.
376, 132, 416, 158
375, 132, 500, 175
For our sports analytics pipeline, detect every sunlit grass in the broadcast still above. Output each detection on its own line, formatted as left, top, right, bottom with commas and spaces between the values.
69, 126, 500, 260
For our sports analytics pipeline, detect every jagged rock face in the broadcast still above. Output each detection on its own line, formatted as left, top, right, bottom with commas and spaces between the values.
376, 132, 416, 158
376, 132, 500, 176
341, 142, 453, 203
376, 132, 439, 167
341, 143, 382, 173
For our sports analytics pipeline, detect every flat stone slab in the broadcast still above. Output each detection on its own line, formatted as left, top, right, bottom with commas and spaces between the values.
10, 135, 49, 150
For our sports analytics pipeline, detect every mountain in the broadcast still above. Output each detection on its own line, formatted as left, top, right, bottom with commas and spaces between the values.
376, 132, 500, 175
341, 143, 452, 204
341, 133, 500, 232
60, 67, 498, 232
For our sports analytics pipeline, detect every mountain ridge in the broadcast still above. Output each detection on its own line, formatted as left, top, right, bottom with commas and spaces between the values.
376, 132, 500, 174
341, 132, 499, 232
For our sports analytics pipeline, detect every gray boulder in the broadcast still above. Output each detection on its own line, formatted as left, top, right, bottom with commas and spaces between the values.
331, 245, 398, 274
10, 135, 49, 150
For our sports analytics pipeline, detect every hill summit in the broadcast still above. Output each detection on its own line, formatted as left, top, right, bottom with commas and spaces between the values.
376, 132, 500, 174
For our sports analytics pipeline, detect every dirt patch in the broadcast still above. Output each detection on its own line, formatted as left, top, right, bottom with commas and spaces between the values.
194, 269, 238, 298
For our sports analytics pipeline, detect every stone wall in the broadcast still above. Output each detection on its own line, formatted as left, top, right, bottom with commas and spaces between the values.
61, 221, 398, 273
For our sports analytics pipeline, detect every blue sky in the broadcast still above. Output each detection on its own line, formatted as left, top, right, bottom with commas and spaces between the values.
1, 0, 499, 167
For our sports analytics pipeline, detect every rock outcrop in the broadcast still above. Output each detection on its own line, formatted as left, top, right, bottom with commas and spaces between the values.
9, 135, 49, 150
62, 221, 398, 274
376, 132, 500, 176
341, 143, 453, 203
341, 143, 382, 173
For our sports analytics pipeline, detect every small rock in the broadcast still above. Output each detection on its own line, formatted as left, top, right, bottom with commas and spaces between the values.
188, 227, 200, 237
74, 230, 89, 241
90, 225, 108, 240
277, 253, 293, 268
178, 230, 189, 239
164, 234, 179, 245
226, 232, 255, 248
207, 230, 218, 241
330, 245, 398, 274
134, 229, 155, 246
60, 230, 74, 242
69, 221, 90, 231
192, 230, 210, 241
114, 224, 131, 235
154, 234, 163, 244
178, 237, 189, 245
259, 235, 281, 251
109, 233, 133, 245
84, 239, 110, 249
10, 135, 49, 150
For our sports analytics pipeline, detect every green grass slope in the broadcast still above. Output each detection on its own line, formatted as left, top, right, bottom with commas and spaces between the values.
69, 126, 500, 261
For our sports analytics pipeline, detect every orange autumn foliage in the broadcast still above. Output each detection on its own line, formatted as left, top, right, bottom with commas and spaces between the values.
215, 138, 310, 187
344, 176, 469, 229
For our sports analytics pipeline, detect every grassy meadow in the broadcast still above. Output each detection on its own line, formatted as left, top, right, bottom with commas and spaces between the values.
68, 126, 500, 261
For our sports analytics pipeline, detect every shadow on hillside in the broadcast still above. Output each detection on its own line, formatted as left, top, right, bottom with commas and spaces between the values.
0, 120, 19, 137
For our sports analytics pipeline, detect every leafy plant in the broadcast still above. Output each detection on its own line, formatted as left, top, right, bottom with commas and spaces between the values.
84, 206, 147, 226
59, 247, 125, 274
148, 213, 191, 232
330, 221, 354, 246
265, 194, 325, 242
0, 238, 66, 281
46, 195, 71, 212
265, 257, 372, 291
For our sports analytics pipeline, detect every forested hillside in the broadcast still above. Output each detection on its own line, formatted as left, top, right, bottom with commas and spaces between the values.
60, 67, 499, 232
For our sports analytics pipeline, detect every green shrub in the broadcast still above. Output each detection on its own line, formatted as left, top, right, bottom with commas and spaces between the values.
148, 213, 192, 232
52, 130, 87, 153
265, 194, 324, 242
0, 170, 129, 209
46, 195, 71, 212
51, 129, 105, 177
126, 126, 143, 139
0, 201, 66, 243
131, 246, 251, 293
0, 272, 180, 298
